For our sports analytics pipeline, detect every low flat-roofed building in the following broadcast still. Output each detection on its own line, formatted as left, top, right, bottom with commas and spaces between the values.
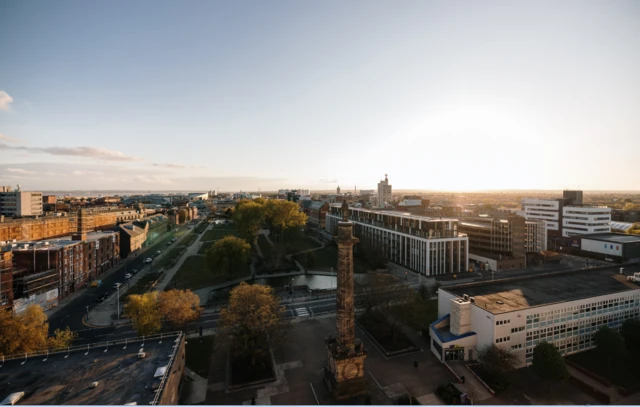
430, 266, 640, 367
0, 332, 185, 405
568, 232, 640, 263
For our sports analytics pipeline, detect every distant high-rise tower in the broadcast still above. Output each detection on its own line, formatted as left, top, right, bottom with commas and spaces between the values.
337, 186, 341, 194
377, 174, 392, 207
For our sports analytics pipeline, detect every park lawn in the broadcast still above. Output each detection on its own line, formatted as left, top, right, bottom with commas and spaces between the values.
198, 240, 216, 255
157, 246, 186, 269
566, 349, 640, 391
202, 226, 238, 242
283, 235, 322, 255
167, 255, 251, 291
309, 244, 370, 273
121, 272, 163, 300
185, 335, 215, 379
258, 234, 273, 259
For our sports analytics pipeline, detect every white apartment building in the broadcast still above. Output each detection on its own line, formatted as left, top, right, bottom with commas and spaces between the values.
0, 190, 43, 217
521, 199, 560, 233
325, 205, 469, 275
430, 267, 640, 367
562, 206, 611, 237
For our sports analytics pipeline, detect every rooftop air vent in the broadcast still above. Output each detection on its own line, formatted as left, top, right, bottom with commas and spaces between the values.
89, 381, 99, 388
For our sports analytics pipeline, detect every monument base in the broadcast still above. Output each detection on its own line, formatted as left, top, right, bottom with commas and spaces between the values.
324, 337, 367, 400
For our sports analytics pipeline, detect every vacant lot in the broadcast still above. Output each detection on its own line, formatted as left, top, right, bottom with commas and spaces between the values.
167, 255, 251, 291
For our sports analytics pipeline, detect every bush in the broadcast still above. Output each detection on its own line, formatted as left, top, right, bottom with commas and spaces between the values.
436, 383, 462, 405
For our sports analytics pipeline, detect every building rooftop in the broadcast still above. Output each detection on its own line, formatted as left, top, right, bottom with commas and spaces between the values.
0, 333, 183, 405
445, 266, 640, 314
329, 205, 459, 223
611, 222, 636, 232
578, 233, 640, 244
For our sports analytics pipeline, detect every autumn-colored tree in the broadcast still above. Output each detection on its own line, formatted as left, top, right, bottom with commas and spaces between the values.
0, 305, 76, 356
125, 292, 162, 336
265, 200, 307, 240
218, 282, 287, 365
233, 202, 266, 241
47, 327, 77, 350
158, 289, 202, 329
206, 236, 251, 275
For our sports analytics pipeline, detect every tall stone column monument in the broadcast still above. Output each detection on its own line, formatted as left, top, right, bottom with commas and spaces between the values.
325, 201, 367, 399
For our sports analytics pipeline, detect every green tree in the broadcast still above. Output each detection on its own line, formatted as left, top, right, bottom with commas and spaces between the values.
594, 326, 626, 374
532, 342, 569, 392
125, 292, 162, 336
233, 201, 266, 241
218, 282, 287, 365
621, 318, 640, 355
206, 235, 251, 275
477, 344, 518, 378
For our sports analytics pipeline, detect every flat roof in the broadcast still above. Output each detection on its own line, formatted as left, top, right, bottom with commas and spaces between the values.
445, 266, 640, 314
580, 233, 640, 244
0, 334, 182, 405
330, 206, 458, 223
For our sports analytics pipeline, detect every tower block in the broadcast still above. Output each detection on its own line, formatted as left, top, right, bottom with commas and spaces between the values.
325, 201, 367, 399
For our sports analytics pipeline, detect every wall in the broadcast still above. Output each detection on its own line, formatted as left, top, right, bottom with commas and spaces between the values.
582, 238, 623, 256
159, 335, 186, 405
437, 289, 457, 318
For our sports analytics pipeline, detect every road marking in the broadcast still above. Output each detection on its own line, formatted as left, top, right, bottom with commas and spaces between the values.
309, 382, 320, 404
295, 307, 309, 317
369, 371, 382, 389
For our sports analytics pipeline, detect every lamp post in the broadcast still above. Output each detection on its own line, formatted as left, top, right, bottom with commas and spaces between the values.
117, 284, 120, 320
86, 305, 89, 321
291, 278, 294, 303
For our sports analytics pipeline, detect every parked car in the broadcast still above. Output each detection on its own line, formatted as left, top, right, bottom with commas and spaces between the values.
132, 269, 139, 274
96, 292, 109, 302
90, 280, 102, 288
124, 273, 132, 280
113, 282, 122, 289
144, 258, 152, 263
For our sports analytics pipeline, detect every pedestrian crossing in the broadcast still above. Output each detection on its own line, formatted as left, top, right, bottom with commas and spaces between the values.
294, 307, 309, 317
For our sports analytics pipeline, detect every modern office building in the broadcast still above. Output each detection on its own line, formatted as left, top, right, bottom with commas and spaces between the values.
430, 267, 640, 367
525, 219, 548, 252
377, 174, 392, 207
326, 205, 468, 276
0, 188, 43, 217
522, 190, 611, 239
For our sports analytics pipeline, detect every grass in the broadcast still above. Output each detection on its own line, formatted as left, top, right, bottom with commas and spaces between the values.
121, 272, 162, 300
281, 235, 322, 255
357, 311, 416, 353
566, 348, 640, 391
167, 255, 251, 291
185, 335, 215, 379
198, 240, 216, 255
302, 243, 370, 273
202, 225, 238, 242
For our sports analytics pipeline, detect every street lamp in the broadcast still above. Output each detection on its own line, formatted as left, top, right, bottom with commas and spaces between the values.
117, 284, 120, 320
86, 305, 89, 321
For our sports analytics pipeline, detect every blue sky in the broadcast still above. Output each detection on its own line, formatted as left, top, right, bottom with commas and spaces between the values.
1, 0, 639, 192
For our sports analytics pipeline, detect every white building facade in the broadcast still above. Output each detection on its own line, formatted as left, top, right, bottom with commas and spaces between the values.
0, 191, 43, 217
562, 206, 611, 237
525, 219, 547, 252
521, 198, 560, 233
326, 206, 468, 275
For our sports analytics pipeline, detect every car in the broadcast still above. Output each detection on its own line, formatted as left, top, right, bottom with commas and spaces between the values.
96, 292, 109, 302
144, 258, 152, 263
156, 250, 161, 255
132, 268, 139, 274
124, 273, 132, 280
113, 282, 122, 289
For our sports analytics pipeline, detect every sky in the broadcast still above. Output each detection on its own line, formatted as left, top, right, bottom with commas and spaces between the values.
1, 0, 639, 192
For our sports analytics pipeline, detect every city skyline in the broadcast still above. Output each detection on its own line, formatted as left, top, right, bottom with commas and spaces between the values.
1, 0, 639, 191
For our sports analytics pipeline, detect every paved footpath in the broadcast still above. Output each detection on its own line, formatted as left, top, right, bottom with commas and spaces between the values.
84, 222, 212, 327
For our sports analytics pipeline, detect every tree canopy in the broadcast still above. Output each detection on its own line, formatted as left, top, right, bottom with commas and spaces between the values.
594, 326, 626, 373
477, 344, 518, 377
621, 318, 640, 355
233, 201, 267, 241
125, 291, 163, 336
218, 282, 287, 364
0, 305, 75, 356
532, 342, 568, 390
158, 289, 202, 329
206, 235, 251, 275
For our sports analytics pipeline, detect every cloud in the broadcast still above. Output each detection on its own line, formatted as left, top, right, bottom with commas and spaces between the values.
152, 163, 186, 169
0, 91, 13, 111
133, 175, 173, 185
0, 133, 21, 144
5, 168, 37, 175
0, 143, 141, 161
72, 170, 104, 176
319, 178, 338, 183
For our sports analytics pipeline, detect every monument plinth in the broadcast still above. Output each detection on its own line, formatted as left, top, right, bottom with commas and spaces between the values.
325, 201, 367, 400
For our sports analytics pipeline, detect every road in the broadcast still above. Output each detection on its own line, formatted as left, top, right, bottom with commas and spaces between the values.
71, 297, 339, 344
48, 227, 186, 333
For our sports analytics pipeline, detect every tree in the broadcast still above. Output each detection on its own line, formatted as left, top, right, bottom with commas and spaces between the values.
477, 344, 518, 378
233, 201, 266, 241
218, 282, 287, 365
125, 292, 162, 336
265, 200, 307, 241
532, 342, 568, 392
623, 203, 640, 211
158, 289, 202, 329
621, 318, 640, 356
224, 207, 235, 218
0, 305, 75, 356
206, 236, 251, 275
594, 326, 626, 374
47, 328, 77, 350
